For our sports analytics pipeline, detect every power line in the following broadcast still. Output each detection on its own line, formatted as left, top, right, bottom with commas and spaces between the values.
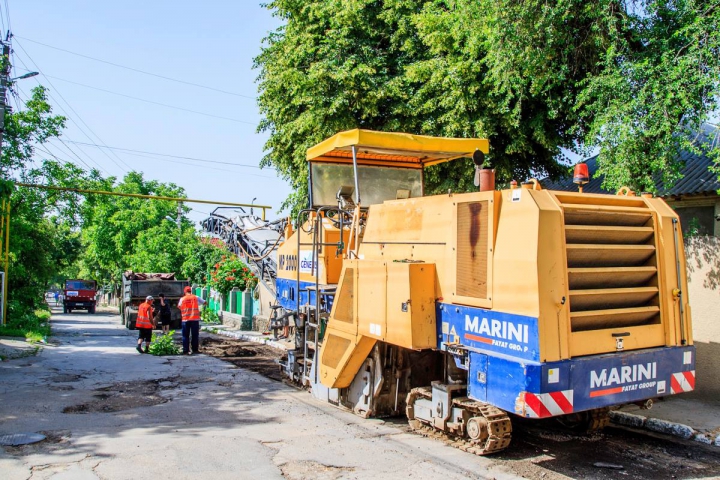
13, 83, 109, 174
65, 140, 267, 169
43, 73, 256, 125
9, 88, 100, 172
11, 44, 274, 180
12, 38, 131, 173
35, 144, 72, 166
115, 149, 278, 179
12, 45, 127, 174
51, 138, 107, 174
15, 36, 256, 100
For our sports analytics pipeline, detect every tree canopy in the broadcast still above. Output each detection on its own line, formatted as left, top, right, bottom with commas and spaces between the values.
1, 86, 89, 318
255, 0, 720, 210
77, 172, 195, 287
0, 85, 223, 323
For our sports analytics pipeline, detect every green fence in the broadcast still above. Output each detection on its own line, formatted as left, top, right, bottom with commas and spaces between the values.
195, 286, 255, 327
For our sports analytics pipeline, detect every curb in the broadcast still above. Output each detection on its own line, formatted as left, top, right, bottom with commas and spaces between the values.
610, 411, 720, 447
201, 326, 291, 351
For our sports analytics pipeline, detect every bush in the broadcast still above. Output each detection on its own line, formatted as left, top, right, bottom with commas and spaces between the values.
201, 307, 220, 324
148, 330, 181, 356
208, 255, 257, 294
0, 309, 52, 339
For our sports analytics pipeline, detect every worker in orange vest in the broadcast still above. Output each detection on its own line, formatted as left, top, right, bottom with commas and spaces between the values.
178, 286, 205, 355
136, 295, 155, 354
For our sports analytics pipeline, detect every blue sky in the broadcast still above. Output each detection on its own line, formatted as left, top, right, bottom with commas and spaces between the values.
8, 1, 290, 223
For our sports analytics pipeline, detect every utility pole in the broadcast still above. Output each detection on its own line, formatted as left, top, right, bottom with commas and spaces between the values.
0, 39, 9, 154
0, 39, 10, 325
0, 37, 39, 324
177, 201, 182, 230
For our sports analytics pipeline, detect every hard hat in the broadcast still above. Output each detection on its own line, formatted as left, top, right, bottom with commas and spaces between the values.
184, 286, 192, 293
146, 295, 154, 301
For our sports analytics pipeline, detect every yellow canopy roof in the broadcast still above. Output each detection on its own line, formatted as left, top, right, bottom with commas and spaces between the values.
306, 129, 489, 168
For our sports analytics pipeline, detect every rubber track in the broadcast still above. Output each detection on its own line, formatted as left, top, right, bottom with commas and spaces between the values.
588, 407, 611, 431
407, 387, 512, 456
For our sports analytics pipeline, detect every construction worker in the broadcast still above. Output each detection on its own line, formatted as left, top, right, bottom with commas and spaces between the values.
136, 295, 155, 354
178, 286, 205, 355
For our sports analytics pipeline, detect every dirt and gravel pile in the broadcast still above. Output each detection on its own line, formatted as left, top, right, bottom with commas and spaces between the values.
200, 336, 283, 381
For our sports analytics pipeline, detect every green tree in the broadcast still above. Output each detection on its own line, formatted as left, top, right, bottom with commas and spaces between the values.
1, 86, 92, 319
78, 172, 192, 287
181, 238, 227, 285
255, 0, 720, 210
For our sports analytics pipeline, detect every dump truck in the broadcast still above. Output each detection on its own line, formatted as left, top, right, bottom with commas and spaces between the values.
276, 129, 695, 455
121, 272, 189, 330
63, 279, 97, 314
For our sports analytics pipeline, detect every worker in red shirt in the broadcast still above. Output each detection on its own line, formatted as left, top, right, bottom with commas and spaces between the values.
178, 286, 205, 355
136, 295, 155, 354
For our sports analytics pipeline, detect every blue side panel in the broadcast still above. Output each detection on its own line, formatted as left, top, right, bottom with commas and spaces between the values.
437, 303, 696, 417
275, 278, 312, 311
469, 345, 696, 417
555, 346, 695, 413
275, 278, 335, 312
437, 303, 540, 362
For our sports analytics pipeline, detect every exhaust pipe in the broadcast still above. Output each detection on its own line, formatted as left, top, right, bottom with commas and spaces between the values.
479, 168, 495, 192
472, 149, 495, 192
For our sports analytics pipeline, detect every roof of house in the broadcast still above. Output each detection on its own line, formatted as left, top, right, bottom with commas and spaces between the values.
542, 124, 720, 197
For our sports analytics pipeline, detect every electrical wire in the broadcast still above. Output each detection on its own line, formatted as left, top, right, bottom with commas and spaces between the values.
13, 38, 131, 173
51, 139, 107, 174
12, 47, 127, 174
13, 67, 275, 179
34, 145, 72, 166
9, 88, 92, 171
43, 73, 256, 125
13, 83, 109, 174
114, 150, 277, 178
15, 36, 255, 100
65, 140, 268, 169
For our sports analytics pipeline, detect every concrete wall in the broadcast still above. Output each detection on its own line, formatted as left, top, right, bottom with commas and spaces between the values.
684, 235, 720, 400
666, 195, 719, 237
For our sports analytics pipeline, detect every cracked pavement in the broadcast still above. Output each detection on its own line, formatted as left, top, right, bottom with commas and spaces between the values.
0, 308, 519, 480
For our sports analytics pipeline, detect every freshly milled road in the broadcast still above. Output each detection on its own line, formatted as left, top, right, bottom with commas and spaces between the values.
1, 308, 718, 480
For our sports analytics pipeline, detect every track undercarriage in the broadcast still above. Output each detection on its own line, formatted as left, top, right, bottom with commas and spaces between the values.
406, 385, 512, 456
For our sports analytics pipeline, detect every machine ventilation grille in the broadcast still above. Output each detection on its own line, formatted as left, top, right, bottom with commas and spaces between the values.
457, 201, 488, 299
557, 194, 662, 333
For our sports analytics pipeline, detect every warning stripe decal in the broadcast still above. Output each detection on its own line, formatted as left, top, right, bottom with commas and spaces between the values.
524, 390, 574, 418
670, 370, 695, 394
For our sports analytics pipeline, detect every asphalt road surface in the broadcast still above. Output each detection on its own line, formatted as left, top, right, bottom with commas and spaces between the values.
1, 309, 719, 480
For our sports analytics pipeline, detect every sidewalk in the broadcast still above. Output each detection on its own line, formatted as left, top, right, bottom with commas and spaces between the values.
0, 337, 42, 361
613, 396, 720, 446
201, 323, 295, 351
204, 324, 720, 449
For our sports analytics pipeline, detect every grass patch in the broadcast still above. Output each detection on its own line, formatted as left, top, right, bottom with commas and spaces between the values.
148, 330, 181, 356
25, 331, 45, 343
0, 309, 52, 339
201, 308, 221, 325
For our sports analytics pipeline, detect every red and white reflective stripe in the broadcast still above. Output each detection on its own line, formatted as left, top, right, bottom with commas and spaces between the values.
670, 370, 695, 394
524, 390, 574, 418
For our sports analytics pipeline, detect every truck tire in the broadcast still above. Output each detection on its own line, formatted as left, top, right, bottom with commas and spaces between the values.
125, 307, 138, 330
89, 305, 96, 314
